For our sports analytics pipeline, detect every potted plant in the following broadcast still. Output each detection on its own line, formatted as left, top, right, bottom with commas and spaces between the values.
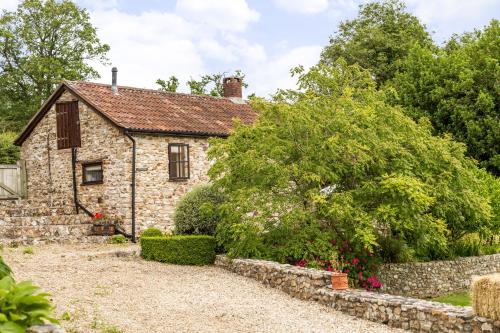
330, 258, 349, 290
91, 212, 115, 236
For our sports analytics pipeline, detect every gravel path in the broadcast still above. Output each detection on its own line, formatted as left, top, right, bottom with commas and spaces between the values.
3, 244, 405, 333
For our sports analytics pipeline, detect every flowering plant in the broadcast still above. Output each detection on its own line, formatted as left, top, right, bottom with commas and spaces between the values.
92, 212, 108, 224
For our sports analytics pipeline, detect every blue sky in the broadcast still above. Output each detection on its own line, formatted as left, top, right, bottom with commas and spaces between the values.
1, 0, 499, 97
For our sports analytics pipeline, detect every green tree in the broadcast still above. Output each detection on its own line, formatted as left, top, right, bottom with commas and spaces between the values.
187, 70, 248, 96
208, 60, 493, 262
0, 0, 110, 132
0, 132, 19, 164
156, 76, 179, 92
321, 0, 434, 86
391, 20, 500, 175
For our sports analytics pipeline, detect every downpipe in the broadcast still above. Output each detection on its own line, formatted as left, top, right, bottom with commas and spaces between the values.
124, 130, 137, 243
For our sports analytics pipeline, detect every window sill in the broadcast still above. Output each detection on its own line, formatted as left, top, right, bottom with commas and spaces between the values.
81, 181, 104, 186
168, 178, 189, 182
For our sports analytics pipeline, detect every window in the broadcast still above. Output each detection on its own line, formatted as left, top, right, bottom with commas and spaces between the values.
82, 162, 103, 185
56, 101, 81, 149
168, 143, 189, 180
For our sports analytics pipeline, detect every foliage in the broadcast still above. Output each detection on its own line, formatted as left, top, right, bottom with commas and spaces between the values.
0, 257, 11, 280
108, 235, 128, 244
432, 292, 471, 307
186, 70, 248, 96
0, 0, 110, 132
391, 20, 500, 175
156, 76, 179, 93
209, 59, 493, 263
140, 235, 216, 265
140, 227, 164, 238
0, 276, 58, 332
0, 132, 19, 164
174, 185, 225, 236
320, 0, 434, 86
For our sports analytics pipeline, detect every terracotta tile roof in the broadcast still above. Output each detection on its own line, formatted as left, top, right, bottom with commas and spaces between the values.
65, 81, 257, 136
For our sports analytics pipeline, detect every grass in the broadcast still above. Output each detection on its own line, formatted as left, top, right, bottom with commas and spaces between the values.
432, 291, 471, 306
23, 246, 33, 254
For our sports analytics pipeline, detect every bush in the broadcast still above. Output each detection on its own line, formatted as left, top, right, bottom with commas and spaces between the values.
0, 256, 11, 279
174, 185, 224, 236
0, 276, 58, 331
109, 235, 128, 244
0, 132, 19, 164
140, 227, 164, 238
140, 235, 216, 265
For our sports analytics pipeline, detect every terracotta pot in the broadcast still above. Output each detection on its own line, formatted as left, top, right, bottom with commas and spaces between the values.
331, 272, 348, 290
91, 223, 115, 236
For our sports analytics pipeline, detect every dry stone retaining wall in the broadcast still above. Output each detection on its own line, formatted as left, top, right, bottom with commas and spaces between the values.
215, 255, 500, 333
379, 254, 500, 298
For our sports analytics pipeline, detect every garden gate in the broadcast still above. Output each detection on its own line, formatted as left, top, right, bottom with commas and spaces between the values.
0, 161, 26, 199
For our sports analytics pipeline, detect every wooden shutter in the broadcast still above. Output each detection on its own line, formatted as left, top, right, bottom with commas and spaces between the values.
56, 101, 81, 149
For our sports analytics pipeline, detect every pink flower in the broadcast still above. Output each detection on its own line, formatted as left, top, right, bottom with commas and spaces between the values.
330, 239, 337, 245
352, 258, 359, 265
326, 266, 333, 272
296, 259, 307, 268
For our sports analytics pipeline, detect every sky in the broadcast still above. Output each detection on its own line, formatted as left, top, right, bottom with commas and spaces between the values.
1, 0, 499, 97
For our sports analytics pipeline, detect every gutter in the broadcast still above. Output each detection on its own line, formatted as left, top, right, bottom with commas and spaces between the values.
124, 130, 137, 243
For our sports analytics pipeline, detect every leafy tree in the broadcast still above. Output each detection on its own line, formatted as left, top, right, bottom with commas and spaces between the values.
208, 60, 493, 262
187, 70, 248, 96
390, 20, 500, 175
0, 132, 19, 164
0, 0, 110, 132
321, 0, 434, 86
156, 76, 179, 92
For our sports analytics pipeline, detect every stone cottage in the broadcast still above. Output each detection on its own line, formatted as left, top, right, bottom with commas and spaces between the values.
0, 68, 256, 243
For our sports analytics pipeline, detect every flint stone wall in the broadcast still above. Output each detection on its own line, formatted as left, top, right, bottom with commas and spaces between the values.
215, 255, 500, 333
379, 254, 500, 298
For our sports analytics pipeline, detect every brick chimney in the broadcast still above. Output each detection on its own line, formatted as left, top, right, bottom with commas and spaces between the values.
223, 77, 242, 98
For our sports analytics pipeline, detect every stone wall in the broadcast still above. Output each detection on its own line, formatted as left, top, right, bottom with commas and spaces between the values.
215, 255, 500, 333
134, 134, 210, 232
379, 254, 500, 298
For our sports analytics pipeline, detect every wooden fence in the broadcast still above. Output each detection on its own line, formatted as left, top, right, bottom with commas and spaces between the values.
0, 161, 27, 199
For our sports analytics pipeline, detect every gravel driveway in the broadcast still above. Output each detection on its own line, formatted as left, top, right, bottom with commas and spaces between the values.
3, 244, 404, 333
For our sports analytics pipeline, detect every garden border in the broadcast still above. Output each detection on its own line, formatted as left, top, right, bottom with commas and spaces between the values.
215, 255, 500, 332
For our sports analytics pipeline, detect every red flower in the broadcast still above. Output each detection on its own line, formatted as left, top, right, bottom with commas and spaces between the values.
326, 266, 333, 272
93, 212, 103, 219
296, 259, 307, 268
343, 268, 350, 274
330, 239, 337, 245
352, 258, 359, 265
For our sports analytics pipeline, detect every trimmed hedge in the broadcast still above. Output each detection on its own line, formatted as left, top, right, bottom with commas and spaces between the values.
140, 235, 216, 265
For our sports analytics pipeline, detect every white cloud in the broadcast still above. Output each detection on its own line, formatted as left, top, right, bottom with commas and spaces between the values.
176, 0, 260, 32
405, 0, 499, 41
273, 0, 329, 14
89, 9, 206, 91
247, 45, 322, 97
0, 0, 19, 12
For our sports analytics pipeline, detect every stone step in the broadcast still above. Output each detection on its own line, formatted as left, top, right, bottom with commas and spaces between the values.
0, 214, 92, 226
0, 223, 98, 246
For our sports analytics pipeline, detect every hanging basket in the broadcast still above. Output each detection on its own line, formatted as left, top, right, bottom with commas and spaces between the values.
331, 272, 349, 290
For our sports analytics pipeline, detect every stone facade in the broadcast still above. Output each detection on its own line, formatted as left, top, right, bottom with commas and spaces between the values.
134, 134, 210, 231
379, 254, 500, 298
0, 88, 211, 243
215, 255, 500, 333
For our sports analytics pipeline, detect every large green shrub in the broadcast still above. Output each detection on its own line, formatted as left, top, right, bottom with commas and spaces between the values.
209, 60, 493, 262
174, 185, 225, 236
140, 235, 216, 265
140, 227, 164, 238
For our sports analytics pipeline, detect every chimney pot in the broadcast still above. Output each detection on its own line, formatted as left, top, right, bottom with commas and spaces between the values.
111, 67, 118, 94
223, 76, 242, 98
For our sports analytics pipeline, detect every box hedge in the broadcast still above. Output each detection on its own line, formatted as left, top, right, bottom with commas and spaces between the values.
140, 235, 216, 265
